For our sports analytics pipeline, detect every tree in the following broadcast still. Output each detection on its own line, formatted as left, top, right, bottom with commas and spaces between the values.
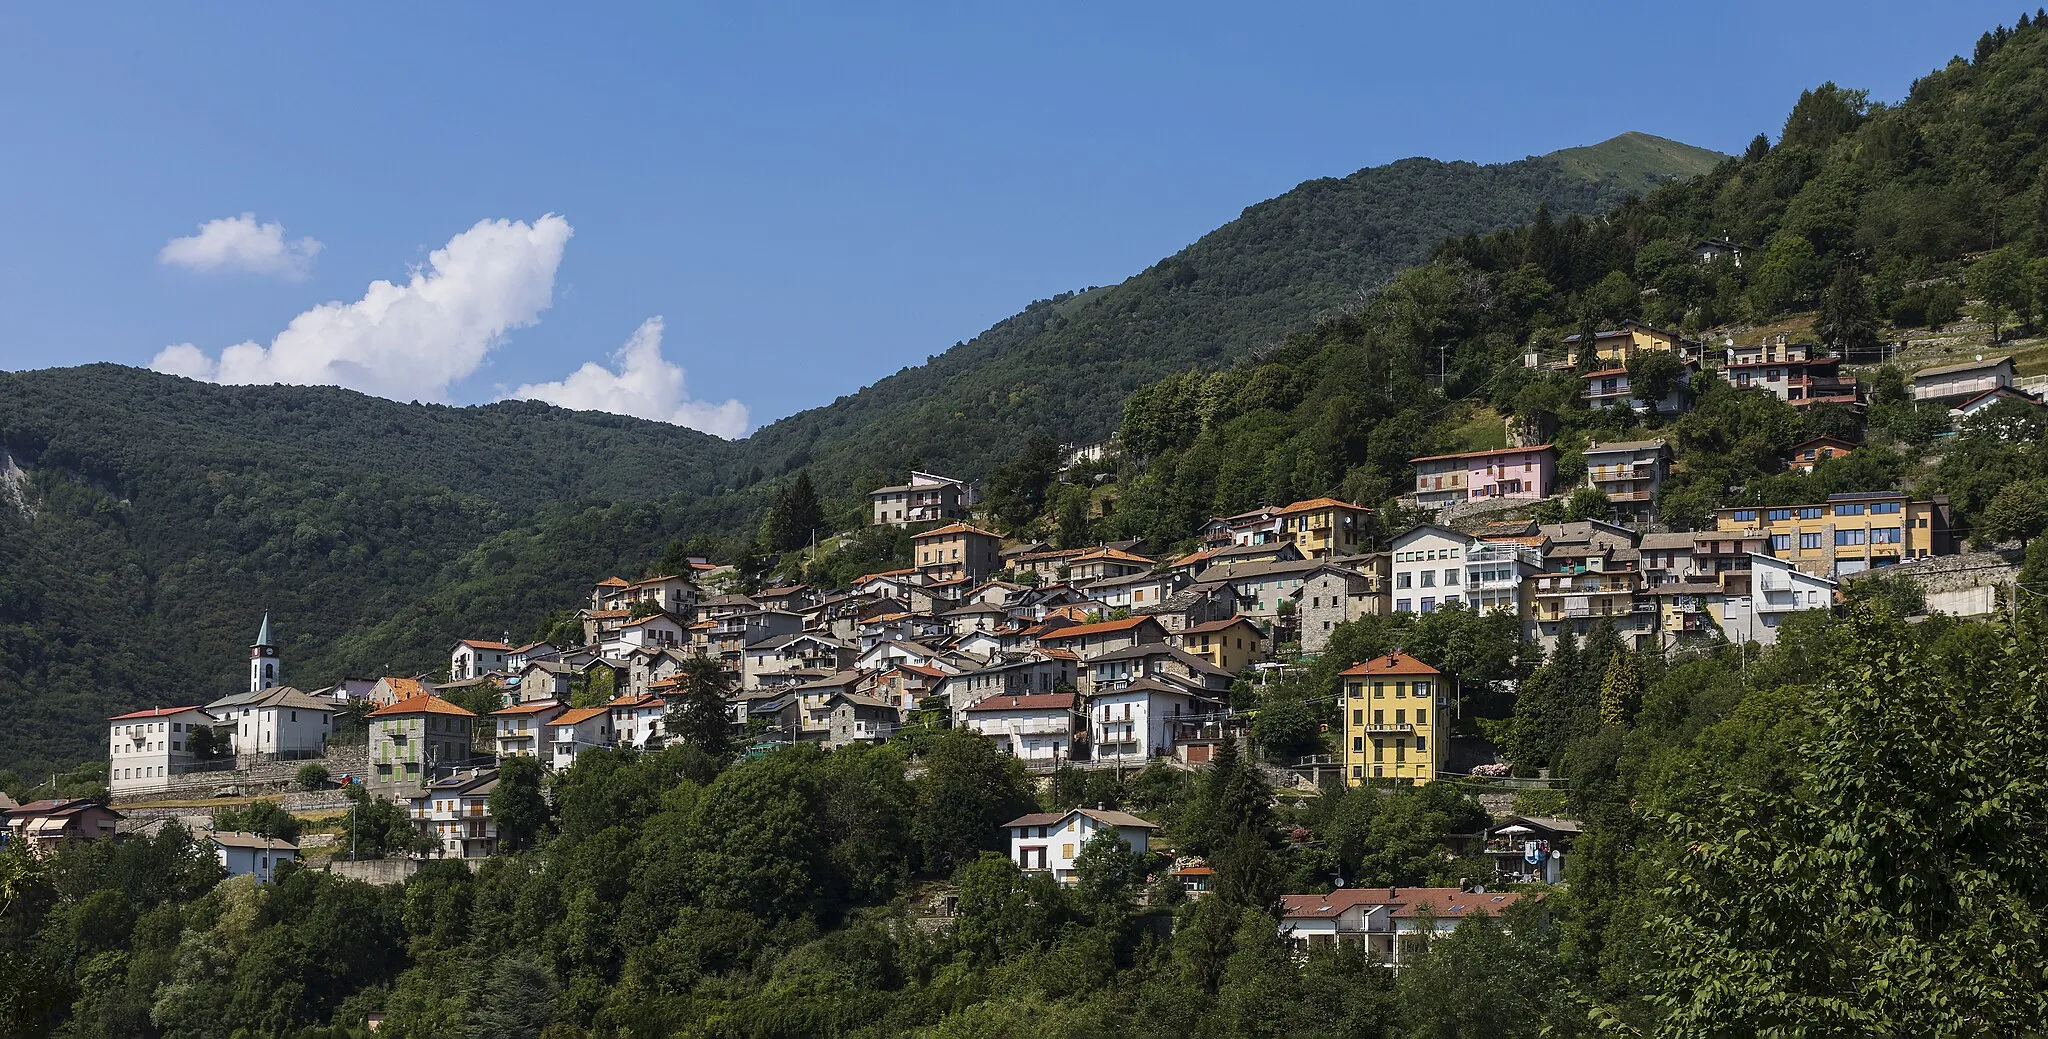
1816, 267, 1879, 356
1977, 477, 2048, 544
489, 755, 549, 852
767, 470, 826, 553
1969, 245, 2031, 339
1779, 82, 1868, 149
1071, 828, 1146, 918
911, 730, 1031, 875
1055, 490, 1090, 550
1561, 486, 1611, 523
981, 435, 1063, 529
295, 763, 329, 790
1625, 347, 1685, 408
665, 657, 735, 761
186, 724, 230, 761
1644, 607, 2048, 1035
211, 800, 301, 841
1748, 233, 1823, 315
1248, 685, 1320, 762
1597, 650, 1641, 727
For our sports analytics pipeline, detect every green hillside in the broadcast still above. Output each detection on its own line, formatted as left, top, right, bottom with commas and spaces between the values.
1543, 130, 1727, 187
742, 134, 1727, 498
0, 134, 1720, 774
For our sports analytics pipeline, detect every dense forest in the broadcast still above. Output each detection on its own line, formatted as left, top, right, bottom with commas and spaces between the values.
0, 136, 1714, 774
4, 597, 2044, 1037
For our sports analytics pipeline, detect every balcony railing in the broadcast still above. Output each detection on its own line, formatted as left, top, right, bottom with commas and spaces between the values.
1361, 722, 1416, 734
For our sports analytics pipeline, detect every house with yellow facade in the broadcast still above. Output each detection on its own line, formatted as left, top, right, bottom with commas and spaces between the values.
1712, 492, 1953, 578
1271, 497, 1373, 558
1173, 616, 1263, 674
911, 523, 1005, 582
1554, 319, 1703, 368
1340, 651, 1446, 786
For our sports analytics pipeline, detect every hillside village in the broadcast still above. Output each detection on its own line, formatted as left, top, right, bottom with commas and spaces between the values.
48, 315, 2025, 895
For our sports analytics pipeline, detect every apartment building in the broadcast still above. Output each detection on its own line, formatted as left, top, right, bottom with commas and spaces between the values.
1713, 492, 1953, 578
1409, 446, 1556, 507
1582, 439, 1672, 523
1340, 651, 1447, 785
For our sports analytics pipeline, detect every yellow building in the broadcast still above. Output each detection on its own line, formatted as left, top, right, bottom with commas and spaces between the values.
1712, 492, 1953, 578
911, 523, 1005, 582
1340, 651, 1446, 785
1174, 616, 1263, 673
1273, 497, 1372, 558
1560, 319, 1700, 367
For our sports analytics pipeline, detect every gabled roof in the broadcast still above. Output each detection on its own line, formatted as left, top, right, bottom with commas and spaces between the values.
1179, 615, 1260, 635
1037, 615, 1160, 642
1914, 354, 2013, 379
1279, 887, 1536, 921
368, 694, 476, 719
491, 702, 564, 716
913, 522, 1003, 541
109, 705, 207, 721
1409, 444, 1555, 463
965, 692, 1076, 713
1582, 437, 1670, 455
1084, 642, 1228, 675
209, 830, 300, 851
1276, 496, 1369, 515
595, 576, 629, 587
551, 707, 611, 727
1002, 807, 1160, 830
456, 639, 514, 651
1339, 651, 1440, 677
376, 676, 426, 698
1951, 385, 2043, 412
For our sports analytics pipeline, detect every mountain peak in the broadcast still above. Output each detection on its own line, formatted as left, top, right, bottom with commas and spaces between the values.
1539, 131, 1728, 187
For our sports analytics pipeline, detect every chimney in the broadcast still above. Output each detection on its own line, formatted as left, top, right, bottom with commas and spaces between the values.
1387, 887, 1398, 899
1459, 877, 1473, 892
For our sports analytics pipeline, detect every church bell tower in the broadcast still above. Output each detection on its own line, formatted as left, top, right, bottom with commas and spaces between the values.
250, 613, 281, 693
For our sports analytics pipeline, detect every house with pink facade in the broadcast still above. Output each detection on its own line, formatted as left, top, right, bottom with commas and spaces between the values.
1409, 446, 1556, 508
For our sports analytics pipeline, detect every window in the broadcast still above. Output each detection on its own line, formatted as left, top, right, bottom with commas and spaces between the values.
1394, 682, 1407, 698
1732, 509, 1757, 523
1872, 501, 1902, 514
1835, 503, 1866, 517
1414, 681, 1430, 698
1419, 571, 1435, 588
1352, 736, 1363, 752
1351, 709, 1362, 725
1420, 596, 1436, 612
1415, 736, 1427, 752
1372, 682, 1385, 698
1416, 709, 1427, 726
1836, 529, 1868, 546
1374, 709, 1384, 725
1800, 532, 1823, 550
1771, 534, 1792, 552
1800, 506, 1824, 520
1767, 509, 1793, 522
1872, 527, 1902, 544
1443, 569, 1459, 585
1395, 709, 1406, 724
1373, 765, 1384, 778
1395, 739, 1407, 762
1372, 739, 1384, 761
1394, 598, 1412, 613
1396, 572, 1412, 589
1352, 765, 1363, 779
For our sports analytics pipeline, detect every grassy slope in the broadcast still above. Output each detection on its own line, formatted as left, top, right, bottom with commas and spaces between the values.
1543, 131, 1728, 188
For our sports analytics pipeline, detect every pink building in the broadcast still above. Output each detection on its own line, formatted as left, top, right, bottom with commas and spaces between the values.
1409, 446, 1556, 507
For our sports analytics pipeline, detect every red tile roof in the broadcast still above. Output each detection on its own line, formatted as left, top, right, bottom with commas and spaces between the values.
1180, 616, 1258, 635
913, 523, 1003, 541
108, 705, 206, 721
1409, 444, 1555, 463
458, 639, 514, 651
491, 702, 563, 716
1276, 496, 1368, 515
551, 707, 611, 727
966, 692, 1076, 713
1279, 887, 1536, 920
369, 694, 476, 719
1339, 651, 1440, 677
1038, 615, 1157, 641
595, 576, 630, 588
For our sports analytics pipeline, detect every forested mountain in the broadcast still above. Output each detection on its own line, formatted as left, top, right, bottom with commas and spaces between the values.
0, 135, 1718, 775
741, 133, 1721, 496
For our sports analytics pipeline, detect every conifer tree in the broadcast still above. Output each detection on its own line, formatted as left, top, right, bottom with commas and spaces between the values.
1598, 650, 1641, 727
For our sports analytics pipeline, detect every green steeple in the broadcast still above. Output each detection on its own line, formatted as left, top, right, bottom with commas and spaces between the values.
254, 613, 274, 648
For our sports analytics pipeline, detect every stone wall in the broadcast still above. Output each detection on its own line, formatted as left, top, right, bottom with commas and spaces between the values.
111, 745, 370, 806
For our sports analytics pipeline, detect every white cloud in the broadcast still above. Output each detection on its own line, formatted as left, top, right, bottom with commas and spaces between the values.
151, 215, 573, 401
511, 317, 750, 438
158, 213, 324, 279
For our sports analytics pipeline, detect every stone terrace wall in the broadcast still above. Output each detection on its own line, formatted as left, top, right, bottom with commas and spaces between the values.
111, 745, 369, 806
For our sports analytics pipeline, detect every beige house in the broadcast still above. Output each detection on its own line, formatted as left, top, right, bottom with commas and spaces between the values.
912, 523, 1005, 582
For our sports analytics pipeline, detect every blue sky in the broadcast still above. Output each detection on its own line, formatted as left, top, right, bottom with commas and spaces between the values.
0, 3, 2024, 435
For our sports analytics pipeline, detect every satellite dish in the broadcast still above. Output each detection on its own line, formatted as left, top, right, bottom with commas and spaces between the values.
1333, 876, 1346, 887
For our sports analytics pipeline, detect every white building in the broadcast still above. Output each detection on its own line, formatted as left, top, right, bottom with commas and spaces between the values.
209, 831, 298, 881
548, 707, 614, 771
1714, 554, 1838, 649
106, 706, 217, 796
408, 768, 498, 859
249, 614, 282, 693
1002, 807, 1158, 883
204, 686, 338, 759
450, 639, 512, 681
1085, 678, 1203, 764
608, 693, 667, 749
963, 692, 1077, 764
490, 701, 564, 758
1389, 524, 1474, 616
1277, 887, 1539, 963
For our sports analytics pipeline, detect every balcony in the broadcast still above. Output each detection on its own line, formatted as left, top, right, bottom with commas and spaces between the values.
1601, 490, 1654, 503
1361, 722, 1416, 734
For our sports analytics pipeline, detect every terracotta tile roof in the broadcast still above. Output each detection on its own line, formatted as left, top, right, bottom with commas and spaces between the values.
1275, 496, 1368, 515
369, 693, 476, 719
630, 574, 690, 587
1179, 615, 1258, 635
551, 707, 611, 727
378, 676, 425, 698
457, 639, 514, 651
490, 702, 563, 716
1069, 547, 1155, 565
108, 705, 206, 721
587, 609, 630, 619
1035, 648, 1080, 661
1339, 651, 1440, 677
912, 522, 1003, 540
855, 568, 916, 583
1409, 444, 1555, 463
1037, 615, 1157, 641
622, 614, 677, 628
595, 576, 630, 587
1279, 887, 1535, 920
